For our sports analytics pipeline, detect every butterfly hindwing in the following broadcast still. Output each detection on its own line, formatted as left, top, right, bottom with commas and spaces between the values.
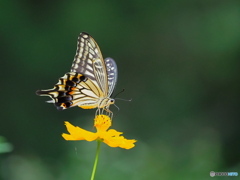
104, 57, 118, 96
36, 72, 103, 110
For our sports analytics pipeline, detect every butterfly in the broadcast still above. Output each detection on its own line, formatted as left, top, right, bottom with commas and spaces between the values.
36, 32, 118, 114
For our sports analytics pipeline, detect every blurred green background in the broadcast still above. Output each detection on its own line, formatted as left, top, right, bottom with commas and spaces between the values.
1, 1, 240, 180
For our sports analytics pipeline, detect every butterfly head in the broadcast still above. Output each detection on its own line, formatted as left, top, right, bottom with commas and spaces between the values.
98, 98, 115, 109
109, 98, 115, 105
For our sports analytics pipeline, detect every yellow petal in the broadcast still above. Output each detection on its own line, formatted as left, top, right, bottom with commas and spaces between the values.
62, 121, 97, 141
62, 133, 84, 140
107, 129, 123, 136
103, 135, 137, 149
97, 129, 120, 140
119, 139, 137, 149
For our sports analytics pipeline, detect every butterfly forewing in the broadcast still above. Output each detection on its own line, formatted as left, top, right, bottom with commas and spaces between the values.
71, 32, 108, 95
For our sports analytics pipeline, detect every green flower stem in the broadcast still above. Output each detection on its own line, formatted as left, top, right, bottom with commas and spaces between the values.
90, 140, 101, 180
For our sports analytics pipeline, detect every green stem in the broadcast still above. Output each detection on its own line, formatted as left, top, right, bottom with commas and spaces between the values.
90, 140, 101, 180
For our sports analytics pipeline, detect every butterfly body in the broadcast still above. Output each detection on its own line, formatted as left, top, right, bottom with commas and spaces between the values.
36, 32, 117, 112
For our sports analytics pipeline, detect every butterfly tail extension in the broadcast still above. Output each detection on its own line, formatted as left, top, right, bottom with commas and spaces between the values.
36, 72, 87, 110
36, 72, 103, 110
36, 88, 74, 110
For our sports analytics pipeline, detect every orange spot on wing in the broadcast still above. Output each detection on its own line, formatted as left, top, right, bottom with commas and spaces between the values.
61, 103, 66, 108
77, 74, 82, 78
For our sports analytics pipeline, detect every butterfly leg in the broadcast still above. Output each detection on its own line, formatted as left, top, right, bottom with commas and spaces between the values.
104, 107, 113, 119
95, 108, 101, 117
95, 107, 113, 119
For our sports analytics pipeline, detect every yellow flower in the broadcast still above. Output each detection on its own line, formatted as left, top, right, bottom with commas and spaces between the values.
62, 115, 136, 149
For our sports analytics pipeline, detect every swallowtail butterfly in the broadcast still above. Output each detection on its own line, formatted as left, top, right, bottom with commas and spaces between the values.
36, 32, 117, 114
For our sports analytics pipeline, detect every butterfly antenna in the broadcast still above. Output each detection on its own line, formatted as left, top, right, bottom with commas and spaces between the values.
115, 98, 132, 102
114, 89, 132, 101
114, 89, 125, 98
